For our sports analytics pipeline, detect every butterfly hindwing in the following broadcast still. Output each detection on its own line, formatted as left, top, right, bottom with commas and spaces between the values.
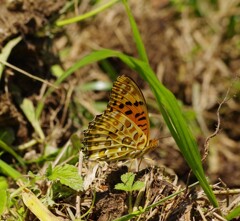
83, 109, 147, 160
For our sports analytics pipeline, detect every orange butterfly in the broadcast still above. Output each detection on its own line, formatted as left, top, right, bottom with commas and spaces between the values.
83, 75, 158, 161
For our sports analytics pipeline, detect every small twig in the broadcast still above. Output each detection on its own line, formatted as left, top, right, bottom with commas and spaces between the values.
52, 140, 71, 168
212, 211, 228, 221
202, 87, 231, 162
0, 59, 58, 89
185, 86, 232, 195
218, 178, 230, 206
76, 150, 84, 218
197, 204, 208, 221
213, 189, 240, 195
227, 194, 240, 211
61, 83, 74, 125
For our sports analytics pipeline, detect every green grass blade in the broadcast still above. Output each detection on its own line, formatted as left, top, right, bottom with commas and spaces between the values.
225, 205, 240, 220
99, 59, 118, 79
0, 140, 25, 166
0, 159, 22, 180
122, 0, 149, 64
56, 0, 120, 26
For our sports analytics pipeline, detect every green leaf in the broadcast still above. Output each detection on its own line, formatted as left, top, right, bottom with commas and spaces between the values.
0, 177, 8, 215
115, 183, 129, 192
45, 164, 53, 177
99, 59, 118, 79
115, 172, 144, 192
115, 172, 135, 192
225, 205, 240, 220
0, 36, 22, 79
51, 64, 64, 78
47, 164, 83, 191
121, 172, 135, 187
20, 98, 45, 140
118, 2, 217, 206
131, 181, 145, 191
0, 189, 7, 216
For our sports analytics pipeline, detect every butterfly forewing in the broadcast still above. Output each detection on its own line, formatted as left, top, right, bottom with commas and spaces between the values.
109, 76, 150, 137
83, 75, 157, 161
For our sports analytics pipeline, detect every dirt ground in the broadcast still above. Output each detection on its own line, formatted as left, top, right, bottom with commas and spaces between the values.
1, 0, 240, 220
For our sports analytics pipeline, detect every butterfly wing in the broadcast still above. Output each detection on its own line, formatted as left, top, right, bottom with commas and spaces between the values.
109, 75, 150, 138
83, 76, 151, 161
83, 109, 147, 160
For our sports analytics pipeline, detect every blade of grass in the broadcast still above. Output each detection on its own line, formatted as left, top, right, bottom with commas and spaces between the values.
0, 140, 25, 166
99, 59, 118, 80
56, 0, 120, 26
122, 0, 149, 64
225, 205, 240, 220
0, 159, 22, 180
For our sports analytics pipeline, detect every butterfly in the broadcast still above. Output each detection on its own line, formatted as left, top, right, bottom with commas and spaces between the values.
82, 75, 158, 161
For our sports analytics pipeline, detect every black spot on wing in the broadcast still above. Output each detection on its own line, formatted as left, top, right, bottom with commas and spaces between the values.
119, 103, 124, 109
138, 116, 146, 121
134, 101, 139, 106
125, 101, 132, 106
125, 110, 133, 115
137, 123, 147, 128
135, 111, 144, 118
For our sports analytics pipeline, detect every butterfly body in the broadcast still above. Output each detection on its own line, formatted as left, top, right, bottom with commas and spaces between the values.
83, 75, 158, 161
